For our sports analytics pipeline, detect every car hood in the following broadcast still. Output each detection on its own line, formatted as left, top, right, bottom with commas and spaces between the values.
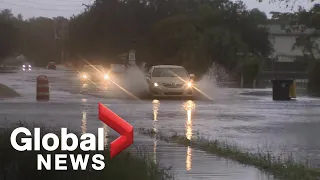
150, 77, 190, 84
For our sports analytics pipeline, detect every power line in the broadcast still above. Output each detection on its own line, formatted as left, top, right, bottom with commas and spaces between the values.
0, 0, 85, 11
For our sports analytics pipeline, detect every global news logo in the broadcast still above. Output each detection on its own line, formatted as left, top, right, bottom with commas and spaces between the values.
9, 103, 134, 171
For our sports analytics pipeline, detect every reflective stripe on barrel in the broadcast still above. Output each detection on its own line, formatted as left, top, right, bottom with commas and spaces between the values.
37, 75, 49, 100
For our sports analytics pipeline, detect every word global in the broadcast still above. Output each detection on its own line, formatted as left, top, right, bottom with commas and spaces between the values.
10, 127, 106, 171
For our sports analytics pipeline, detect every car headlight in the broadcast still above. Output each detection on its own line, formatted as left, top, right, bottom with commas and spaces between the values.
104, 74, 109, 80
22, 65, 25, 67
187, 82, 193, 87
154, 82, 159, 87
29, 65, 31, 67
82, 74, 87, 79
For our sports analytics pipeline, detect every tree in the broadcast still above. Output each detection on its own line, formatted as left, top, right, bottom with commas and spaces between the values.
258, 0, 318, 9
0, 9, 18, 63
249, 8, 268, 24
19, 17, 61, 66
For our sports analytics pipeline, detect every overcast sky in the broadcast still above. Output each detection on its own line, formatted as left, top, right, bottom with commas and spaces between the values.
0, 0, 317, 19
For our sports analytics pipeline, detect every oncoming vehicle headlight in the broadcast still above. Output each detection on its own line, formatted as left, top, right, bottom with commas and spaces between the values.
28, 65, 31, 68
187, 81, 193, 87
154, 82, 159, 87
22, 65, 25, 68
82, 74, 87, 79
104, 74, 109, 80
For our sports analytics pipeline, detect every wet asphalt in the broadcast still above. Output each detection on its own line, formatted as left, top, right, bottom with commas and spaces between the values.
0, 67, 320, 179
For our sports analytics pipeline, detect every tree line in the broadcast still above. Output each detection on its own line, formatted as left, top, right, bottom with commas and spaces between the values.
0, 0, 319, 81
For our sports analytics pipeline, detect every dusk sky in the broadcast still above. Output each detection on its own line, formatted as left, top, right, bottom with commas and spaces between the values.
0, 0, 317, 19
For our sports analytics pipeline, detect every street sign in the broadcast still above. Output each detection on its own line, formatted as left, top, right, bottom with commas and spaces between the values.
129, 50, 135, 60
128, 50, 136, 66
98, 103, 134, 158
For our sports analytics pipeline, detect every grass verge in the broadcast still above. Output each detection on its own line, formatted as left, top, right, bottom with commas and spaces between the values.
0, 123, 174, 180
0, 83, 20, 98
139, 128, 320, 180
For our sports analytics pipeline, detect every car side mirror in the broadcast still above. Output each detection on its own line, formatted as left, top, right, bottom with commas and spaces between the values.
190, 74, 195, 79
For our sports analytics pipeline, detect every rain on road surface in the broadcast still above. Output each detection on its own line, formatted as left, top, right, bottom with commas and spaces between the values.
0, 67, 319, 179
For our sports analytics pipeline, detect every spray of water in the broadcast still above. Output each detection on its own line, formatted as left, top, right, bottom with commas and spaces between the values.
119, 63, 230, 100
196, 62, 229, 100
123, 66, 149, 96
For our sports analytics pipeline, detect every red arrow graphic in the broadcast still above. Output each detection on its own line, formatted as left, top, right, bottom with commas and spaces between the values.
98, 103, 134, 159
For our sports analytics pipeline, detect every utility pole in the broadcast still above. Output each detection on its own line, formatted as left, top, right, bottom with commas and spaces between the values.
54, 18, 68, 64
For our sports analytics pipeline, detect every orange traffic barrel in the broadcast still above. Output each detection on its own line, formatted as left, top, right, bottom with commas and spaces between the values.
36, 75, 50, 101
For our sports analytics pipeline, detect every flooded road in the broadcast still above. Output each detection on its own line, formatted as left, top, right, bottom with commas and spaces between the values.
1, 67, 319, 178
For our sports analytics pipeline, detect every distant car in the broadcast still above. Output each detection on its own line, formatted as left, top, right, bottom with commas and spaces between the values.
146, 65, 195, 97
21, 63, 32, 71
47, 62, 56, 70
80, 65, 109, 83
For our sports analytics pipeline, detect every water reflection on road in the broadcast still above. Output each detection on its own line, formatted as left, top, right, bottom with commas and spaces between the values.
152, 100, 160, 164
183, 100, 195, 171
81, 97, 108, 147
81, 110, 87, 134
103, 123, 109, 148
153, 100, 195, 170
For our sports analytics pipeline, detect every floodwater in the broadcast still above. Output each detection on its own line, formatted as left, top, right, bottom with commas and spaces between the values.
0, 67, 319, 179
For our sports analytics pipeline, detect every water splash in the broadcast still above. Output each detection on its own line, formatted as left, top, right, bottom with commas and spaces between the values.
120, 63, 230, 100
123, 66, 149, 96
196, 62, 229, 100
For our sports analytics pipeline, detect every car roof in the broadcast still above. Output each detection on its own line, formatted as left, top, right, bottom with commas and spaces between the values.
153, 65, 184, 68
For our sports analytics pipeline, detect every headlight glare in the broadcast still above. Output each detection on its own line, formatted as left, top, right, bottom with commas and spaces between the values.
187, 82, 192, 87
104, 74, 109, 80
154, 82, 159, 87
82, 74, 87, 79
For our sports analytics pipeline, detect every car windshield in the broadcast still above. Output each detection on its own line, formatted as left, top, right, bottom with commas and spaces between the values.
152, 67, 188, 77
83, 66, 105, 73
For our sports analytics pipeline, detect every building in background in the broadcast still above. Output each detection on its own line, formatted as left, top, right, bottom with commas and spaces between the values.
266, 24, 318, 62
259, 24, 319, 87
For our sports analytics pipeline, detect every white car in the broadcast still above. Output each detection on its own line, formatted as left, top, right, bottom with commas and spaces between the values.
146, 65, 195, 97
